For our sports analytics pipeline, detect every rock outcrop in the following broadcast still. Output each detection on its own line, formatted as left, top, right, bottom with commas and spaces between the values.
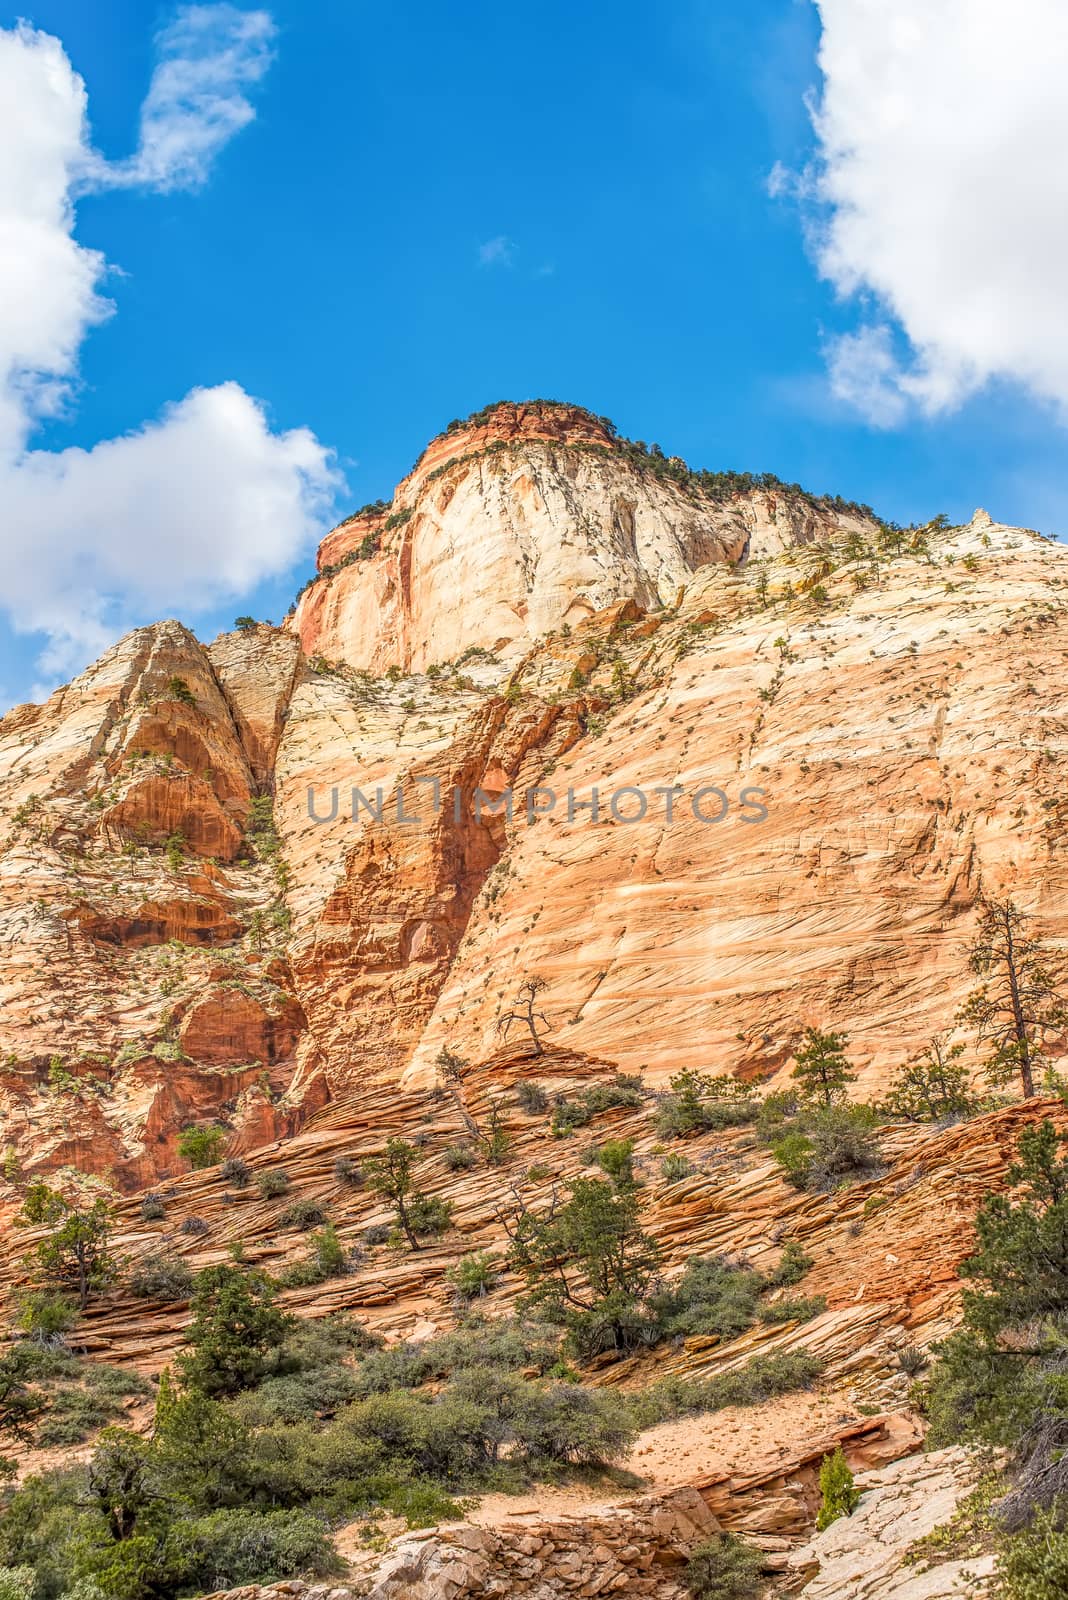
785, 1446, 995, 1597
290, 401, 877, 675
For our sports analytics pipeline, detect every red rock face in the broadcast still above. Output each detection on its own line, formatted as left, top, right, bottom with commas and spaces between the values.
0, 414, 1063, 1207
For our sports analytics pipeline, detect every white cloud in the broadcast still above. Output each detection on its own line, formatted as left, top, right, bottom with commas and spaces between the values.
102, 4, 276, 193
804, 0, 1068, 421
0, 12, 338, 694
824, 324, 909, 429
478, 235, 516, 267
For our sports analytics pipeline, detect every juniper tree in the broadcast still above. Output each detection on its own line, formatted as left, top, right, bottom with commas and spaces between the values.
18, 1181, 118, 1311
178, 1263, 291, 1398
503, 1176, 661, 1357
959, 895, 1066, 1098
364, 1138, 452, 1250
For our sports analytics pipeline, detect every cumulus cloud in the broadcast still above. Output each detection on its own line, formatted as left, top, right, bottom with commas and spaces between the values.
802, 0, 1068, 421
0, 11, 338, 693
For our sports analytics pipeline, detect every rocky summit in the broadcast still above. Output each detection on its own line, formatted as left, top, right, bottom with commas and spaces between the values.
1, 399, 1067, 1599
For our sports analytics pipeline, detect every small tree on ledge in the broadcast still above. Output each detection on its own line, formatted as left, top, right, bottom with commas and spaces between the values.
791, 1027, 855, 1107
497, 976, 552, 1058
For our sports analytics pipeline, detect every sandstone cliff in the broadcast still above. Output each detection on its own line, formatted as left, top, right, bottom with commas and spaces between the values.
1, 400, 1065, 1595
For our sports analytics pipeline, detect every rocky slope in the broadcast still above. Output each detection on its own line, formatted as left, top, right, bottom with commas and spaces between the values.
1, 399, 1066, 1595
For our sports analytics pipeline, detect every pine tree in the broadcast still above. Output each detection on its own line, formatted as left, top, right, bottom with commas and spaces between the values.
960, 895, 1066, 1098
790, 1027, 855, 1107
883, 1036, 978, 1122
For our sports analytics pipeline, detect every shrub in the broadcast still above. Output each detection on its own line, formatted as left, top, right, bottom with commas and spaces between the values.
816, 1447, 860, 1530
685, 1532, 766, 1599
177, 1125, 226, 1171
651, 1255, 764, 1341
407, 1195, 453, 1237
362, 1222, 393, 1247
767, 1240, 813, 1287
551, 1074, 645, 1135
165, 1507, 340, 1590
897, 1344, 927, 1376
997, 1506, 1068, 1600
179, 1215, 208, 1236
139, 1194, 165, 1221
656, 1070, 759, 1139
220, 1157, 251, 1188
278, 1198, 327, 1231
515, 1080, 549, 1114
660, 1153, 695, 1183
13, 1290, 77, 1344
0, 1568, 37, 1600
166, 675, 196, 706
770, 1105, 881, 1192
333, 1157, 362, 1186
592, 1138, 635, 1184
129, 1252, 195, 1301
760, 1294, 826, 1325
446, 1251, 500, 1302
442, 1143, 477, 1171
256, 1169, 291, 1200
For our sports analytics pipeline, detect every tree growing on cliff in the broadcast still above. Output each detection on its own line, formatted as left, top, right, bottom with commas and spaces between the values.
790, 1027, 855, 1107
497, 976, 552, 1058
959, 894, 1066, 1098
883, 1036, 979, 1123
364, 1139, 453, 1250
503, 1176, 661, 1357
18, 1181, 118, 1311
925, 1119, 1068, 1558
435, 1048, 511, 1166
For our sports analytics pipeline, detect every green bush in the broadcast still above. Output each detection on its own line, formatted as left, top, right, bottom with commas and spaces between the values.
177, 1125, 226, 1171
220, 1157, 251, 1188
651, 1255, 764, 1340
333, 1157, 362, 1186
656, 1070, 759, 1139
139, 1194, 165, 1221
442, 1143, 477, 1171
0, 1567, 36, 1600
816, 1447, 860, 1529
515, 1080, 549, 1114
770, 1104, 881, 1191
446, 1252, 500, 1302
165, 1507, 341, 1590
685, 1532, 766, 1598
551, 1074, 645, 1135
14, 1290, 78, 1343
998, 1506, 1068, 1599
407, 1195, 453, 1237
760, 1293, 826, 1325
767, 1240, 813, 1287
128, 1253, 194, 1302
660, 1153, 695, 1183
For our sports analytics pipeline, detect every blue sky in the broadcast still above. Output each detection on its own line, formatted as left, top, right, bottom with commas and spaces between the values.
1, 0, 1065, 706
